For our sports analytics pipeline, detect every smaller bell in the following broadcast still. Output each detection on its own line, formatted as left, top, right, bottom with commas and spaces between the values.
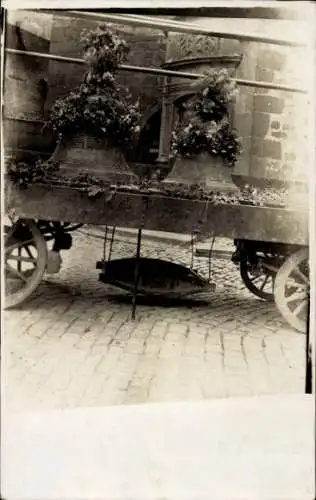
163, 152, 238, 192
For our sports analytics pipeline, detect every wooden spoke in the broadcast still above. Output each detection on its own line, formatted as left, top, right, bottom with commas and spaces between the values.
293, 299, 308, 317
274, 248, 309, 333
17, 247, 22, 272
259, 274, 269, 291
7, 254, 37, 265
4, 219, 48, 309
5, 262, 28, 282
292, 266, 309, 284
285, 290, 308, 304
241, 260, 274, 302
6, 238, 35, 254
24, 245, 35, 260
250, 275, 262, 283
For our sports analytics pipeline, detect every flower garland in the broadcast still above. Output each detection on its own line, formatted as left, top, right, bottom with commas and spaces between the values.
7, 157, 302, 209
171, 68, 242, 166
46, 23, 141, 150
7, 158, 59, 188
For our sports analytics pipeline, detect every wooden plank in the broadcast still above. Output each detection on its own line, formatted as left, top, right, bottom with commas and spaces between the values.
6, 183, 146, 227
6, 183, 309, 245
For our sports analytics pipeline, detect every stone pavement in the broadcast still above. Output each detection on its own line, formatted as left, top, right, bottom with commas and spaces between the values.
4, 228, 306, 413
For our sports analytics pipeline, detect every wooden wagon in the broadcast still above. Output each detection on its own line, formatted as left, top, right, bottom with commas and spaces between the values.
3, 9, 311, 335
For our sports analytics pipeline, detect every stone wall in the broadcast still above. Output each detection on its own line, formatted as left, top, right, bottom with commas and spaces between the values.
162, 16, 309, 185
3, 11, 54, 159
47, 14, 166, 116
4, 10, 309, 182
236, 42, 309, 183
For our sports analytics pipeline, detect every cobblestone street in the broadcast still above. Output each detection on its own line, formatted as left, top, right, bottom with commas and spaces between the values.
4, 228, 306, 413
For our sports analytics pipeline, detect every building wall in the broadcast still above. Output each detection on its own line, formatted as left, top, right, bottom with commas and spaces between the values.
172, 17, 309, 185
47, 14, 166, 116
235, 41, 309, 183
3, 11, 54, 159
4, 10, 309, 183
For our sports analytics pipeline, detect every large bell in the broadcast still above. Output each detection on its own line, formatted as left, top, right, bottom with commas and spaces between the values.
51, 132, 139, 185
162, 152, 239, 191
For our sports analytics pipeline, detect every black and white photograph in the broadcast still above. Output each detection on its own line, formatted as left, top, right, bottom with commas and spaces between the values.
1, 2, 315, 499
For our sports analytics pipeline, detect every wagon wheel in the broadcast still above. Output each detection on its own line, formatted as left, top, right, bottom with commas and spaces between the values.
240, 255, 277, 302
274, 248, 309, 333
4, 218, 48, 309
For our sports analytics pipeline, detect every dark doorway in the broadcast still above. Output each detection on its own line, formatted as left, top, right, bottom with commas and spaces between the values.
135, 109, 162, 165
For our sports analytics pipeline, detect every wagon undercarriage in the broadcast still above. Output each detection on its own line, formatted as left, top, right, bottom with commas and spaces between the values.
4, 182, 309, 333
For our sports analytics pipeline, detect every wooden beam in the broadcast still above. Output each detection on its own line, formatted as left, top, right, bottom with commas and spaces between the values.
6, 183, 309, 245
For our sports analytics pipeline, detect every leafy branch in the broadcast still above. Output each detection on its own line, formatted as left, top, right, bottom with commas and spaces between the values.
7, 159, 302, 209
46, 23, 141, 151
171, 68, 242, 166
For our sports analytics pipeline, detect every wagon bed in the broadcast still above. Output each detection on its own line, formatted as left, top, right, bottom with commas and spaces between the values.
6, 182, 309, 245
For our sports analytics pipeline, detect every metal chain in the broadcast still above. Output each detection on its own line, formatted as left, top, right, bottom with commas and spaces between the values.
190, 232, 195, 270
208, 233, 216, 282
108, 226, 116, 262
103, 225, 108, 262
132, 195, 149, 320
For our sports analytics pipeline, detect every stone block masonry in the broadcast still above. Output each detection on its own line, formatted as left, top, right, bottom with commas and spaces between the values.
253, 95, 285, 115
5, 11, 310, 183
47, 15, 166, 115
230, 28, 309, 184
249, 43, 309, 183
